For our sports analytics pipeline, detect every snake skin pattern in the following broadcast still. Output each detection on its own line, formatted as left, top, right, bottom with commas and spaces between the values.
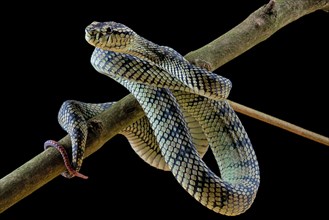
45, 21, 260, 216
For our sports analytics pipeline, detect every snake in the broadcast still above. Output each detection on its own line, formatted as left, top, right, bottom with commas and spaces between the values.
44, 21, 260, 216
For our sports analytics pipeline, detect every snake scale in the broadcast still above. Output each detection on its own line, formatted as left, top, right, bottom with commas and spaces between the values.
44, 21, 260, 216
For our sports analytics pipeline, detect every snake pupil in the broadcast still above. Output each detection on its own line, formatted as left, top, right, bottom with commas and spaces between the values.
105, 27, 112, 33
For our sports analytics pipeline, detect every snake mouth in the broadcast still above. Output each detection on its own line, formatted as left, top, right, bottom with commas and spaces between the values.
85, 29, 96, 46
85, 33, 111, 50
85, 31, 106, 48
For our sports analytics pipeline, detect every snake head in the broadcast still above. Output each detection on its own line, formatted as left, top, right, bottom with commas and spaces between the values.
85, 21, 136, 51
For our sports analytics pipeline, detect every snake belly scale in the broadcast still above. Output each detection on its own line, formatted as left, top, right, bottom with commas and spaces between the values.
44, 21, 260, 216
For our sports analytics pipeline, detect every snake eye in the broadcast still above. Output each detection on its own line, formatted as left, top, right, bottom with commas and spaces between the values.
105, 27, 112, 33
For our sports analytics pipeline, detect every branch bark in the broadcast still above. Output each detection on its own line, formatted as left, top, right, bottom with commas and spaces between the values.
1, 0, 328, 214
185, 0, 329, 71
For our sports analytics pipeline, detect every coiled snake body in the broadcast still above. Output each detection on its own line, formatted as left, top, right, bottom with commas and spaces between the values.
44, 21, 260, 216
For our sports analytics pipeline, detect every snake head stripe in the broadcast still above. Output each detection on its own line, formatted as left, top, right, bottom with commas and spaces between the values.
85, 21, 136, 51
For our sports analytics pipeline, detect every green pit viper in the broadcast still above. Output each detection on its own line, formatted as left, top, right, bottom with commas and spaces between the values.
44, 21, 260, 216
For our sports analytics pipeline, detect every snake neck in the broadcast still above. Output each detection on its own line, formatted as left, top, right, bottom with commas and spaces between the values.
125, 36, 170, 64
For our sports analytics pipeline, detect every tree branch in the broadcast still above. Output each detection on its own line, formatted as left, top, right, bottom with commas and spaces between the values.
1, 0, 328, 214
185, 0, 329, 71
229, 101, 329, 146
0, 95, 144, 213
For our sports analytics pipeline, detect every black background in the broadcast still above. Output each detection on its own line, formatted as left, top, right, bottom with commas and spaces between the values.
1, 1, 328, 219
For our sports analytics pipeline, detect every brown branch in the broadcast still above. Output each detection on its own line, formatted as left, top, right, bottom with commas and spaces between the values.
185, 0, 329, 71
1, 0, 328, 214
229, 100, 329, 146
